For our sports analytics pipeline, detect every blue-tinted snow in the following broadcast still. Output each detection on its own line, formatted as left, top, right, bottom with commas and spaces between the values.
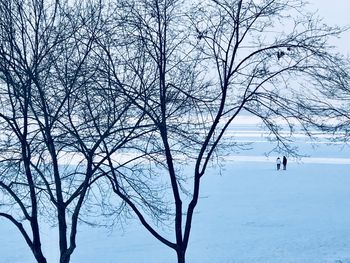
1, 120, 350, 263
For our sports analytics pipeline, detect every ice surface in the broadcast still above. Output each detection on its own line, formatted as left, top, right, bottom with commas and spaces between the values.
1, 126, 350, 263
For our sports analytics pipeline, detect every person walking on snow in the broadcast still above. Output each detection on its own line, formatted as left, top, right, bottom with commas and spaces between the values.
276, 157, 281, 170
282, 156, 287, 170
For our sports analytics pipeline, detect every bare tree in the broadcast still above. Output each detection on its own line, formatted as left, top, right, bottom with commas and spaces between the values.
0, 0, 155, 262
98, 0, 349, 262
0, 1, 69, 261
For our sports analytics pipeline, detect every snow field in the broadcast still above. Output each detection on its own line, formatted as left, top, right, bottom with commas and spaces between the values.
2, 160, 350, 262
1, 122, 350, 263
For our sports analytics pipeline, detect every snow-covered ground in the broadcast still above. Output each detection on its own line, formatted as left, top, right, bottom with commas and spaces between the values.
2, 123, 350, 263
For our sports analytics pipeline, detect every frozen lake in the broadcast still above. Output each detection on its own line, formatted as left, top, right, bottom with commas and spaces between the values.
1, 121, 350, 263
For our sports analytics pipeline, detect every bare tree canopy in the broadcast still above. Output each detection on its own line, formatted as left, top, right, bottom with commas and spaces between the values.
97, 0, 350, 263
0, 0, 160, 262
0, 0, 349, 263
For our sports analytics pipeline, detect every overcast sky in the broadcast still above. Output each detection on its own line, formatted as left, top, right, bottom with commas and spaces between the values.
307, 0, 350, 54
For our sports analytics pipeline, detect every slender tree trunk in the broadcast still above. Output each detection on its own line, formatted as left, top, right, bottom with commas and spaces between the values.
176, 247, 186, 263
60, 253, 71, 263
57, 206, 68, 263
31, 223, 47, 263
32, 248, 47, 263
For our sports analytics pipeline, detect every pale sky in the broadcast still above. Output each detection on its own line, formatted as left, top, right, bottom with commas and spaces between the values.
307, 0, 350, 55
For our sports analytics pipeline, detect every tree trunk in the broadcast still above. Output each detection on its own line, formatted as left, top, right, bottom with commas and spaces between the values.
60, 253, 71, 263
176, 248, 186, 263
33, 248, 47, 263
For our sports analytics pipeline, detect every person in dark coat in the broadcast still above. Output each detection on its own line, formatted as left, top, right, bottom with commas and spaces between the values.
282, 156, 287, 170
